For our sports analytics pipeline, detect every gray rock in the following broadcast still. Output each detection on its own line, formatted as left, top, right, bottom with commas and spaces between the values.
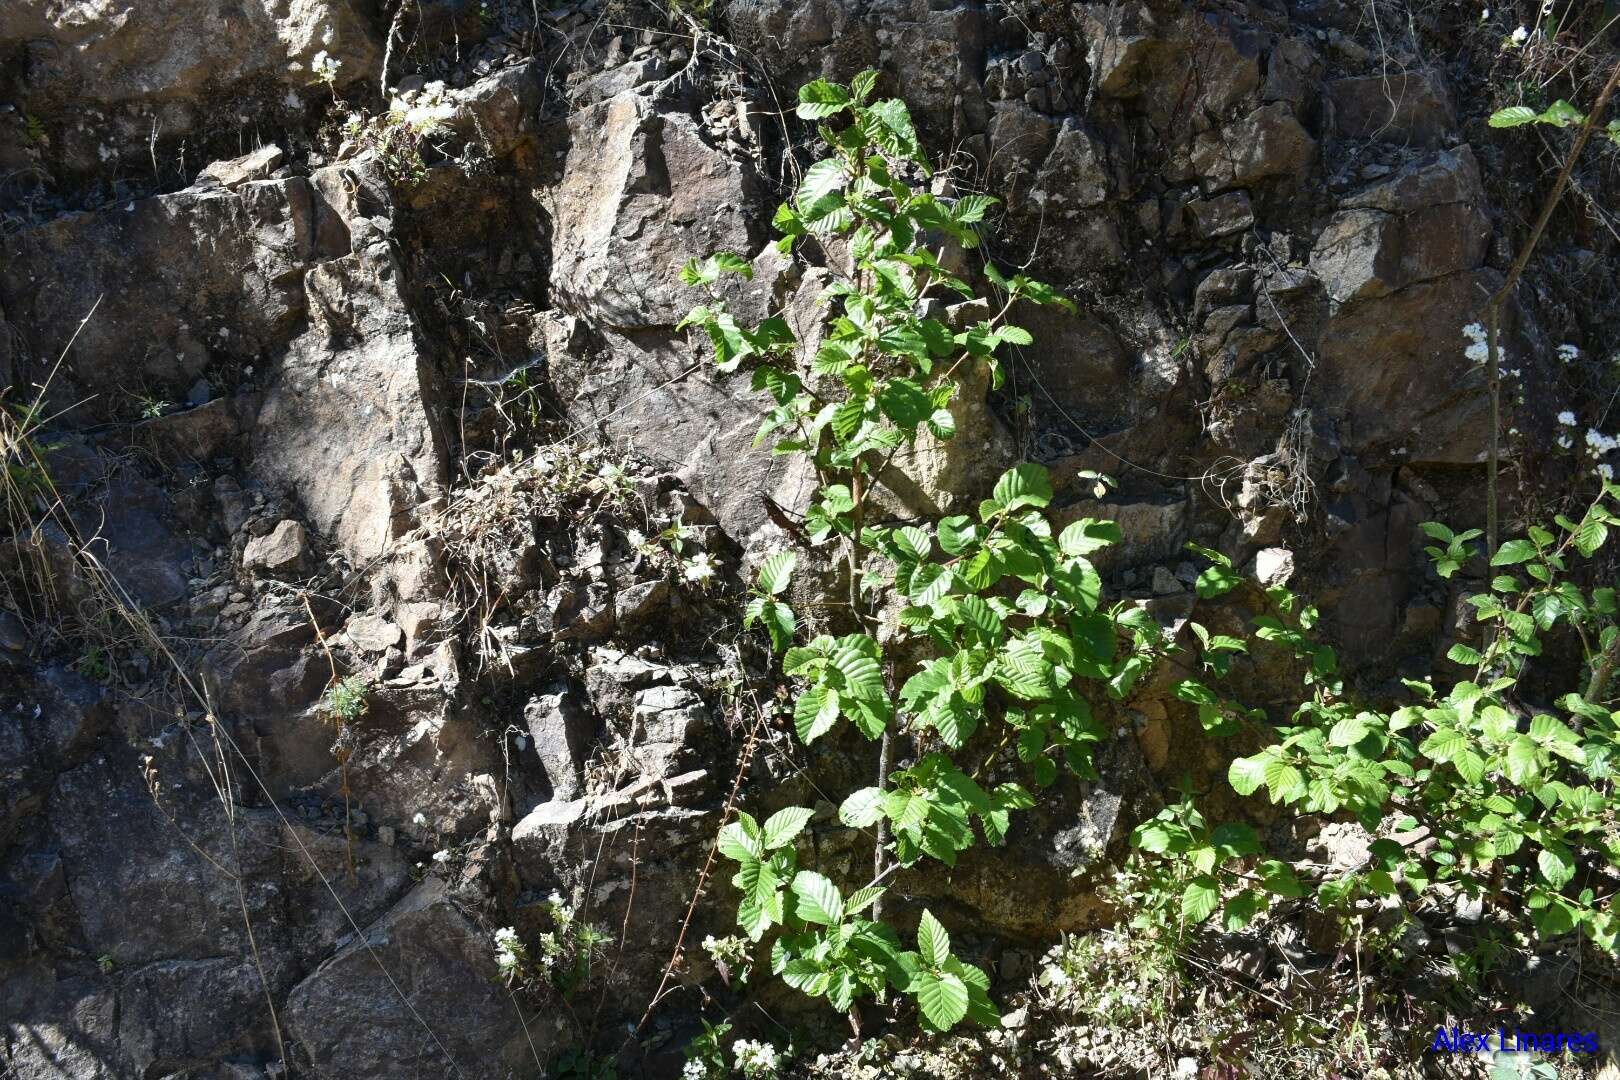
1052, 498, 1190, 572
195, 144, 285, 190
284, 882, 540, 1079
1310, 149, 1489, 303
0, 175, 351, 412
3, 0, 378, 111
243, 519, 311, 576
524, 683, 596, 802
614, 577, 672, 631
546, 89, 760, 330
1186, 191, 1255, 239
1315, 268, 1496, 463
1329, 70, 1456, 148
1190, 103, 1316, 192
1150, 566, 1182, 595
251, 234, 449, 563
345, 612, 403, 653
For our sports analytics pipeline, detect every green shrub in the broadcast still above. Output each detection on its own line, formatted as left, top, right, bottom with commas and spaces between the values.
682, 72, 1155, 1033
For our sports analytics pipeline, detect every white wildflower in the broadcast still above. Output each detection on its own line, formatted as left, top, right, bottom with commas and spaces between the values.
626, 528, 647, 550
431, 849, 451, 863
733, 1039, 781, 1078
681, 1062, 708, 1080
685, 552, 716, 583
412, 812, 428, 826
1601, 464, 1615, 482
392, 81, 456, 134
1509, 24, 1529, 45
1465, 342, 1489, 364
1558, 433, 1573, 450
1587, 429, 1620, 455
1558, 343, 1580, 362
1558, 411, 1577, 426
1462, 322, 1487, 344
311, 50, 342, 85
493, 927, 525, 975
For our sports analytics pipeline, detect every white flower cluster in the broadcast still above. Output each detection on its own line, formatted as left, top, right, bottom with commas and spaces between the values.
685, 551, 717, 583
1507, 24, 1530, 46
390, 81, 457, 135
1559, 343, 1580, 362
311, 50, 342, 85
1462, 322, 1489, 365
493, 926, 526, 977
733, 1039, 781, 1078
681, 1061, 711, 1080
1586, 429, 1619, 455
701, 934, 752, 982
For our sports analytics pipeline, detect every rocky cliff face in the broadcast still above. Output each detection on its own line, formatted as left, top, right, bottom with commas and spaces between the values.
2, 1, 1617, 1077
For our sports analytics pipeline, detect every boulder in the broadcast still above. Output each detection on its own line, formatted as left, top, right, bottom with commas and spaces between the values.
1310, 149, 1489, 303
1190, 103, 1316, 192
346, 613, 404, 654
284, 882, 540, 1079
0, 174, 350, 413
1329, 70, 1456, 148
524, 683, 595, 802
3, 0, 378, 111
251, 237, 448, 562
546, 90, 762, 330
243, 519, 312, 576
1052, 496, 1191, 572
196, 144, 286, 190
1315, 269, 1498, 463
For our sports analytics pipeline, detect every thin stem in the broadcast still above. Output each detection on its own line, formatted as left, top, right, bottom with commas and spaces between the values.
1586, 632, 1620, 704
1481, 57, 1620, 558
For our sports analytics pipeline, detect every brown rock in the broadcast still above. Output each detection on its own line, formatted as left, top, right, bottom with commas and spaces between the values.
243, 519, 311, 576
1329, 70, 1456, 148
1191, 103, 1316, 191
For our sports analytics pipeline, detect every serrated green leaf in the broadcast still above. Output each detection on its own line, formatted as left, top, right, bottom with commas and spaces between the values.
829, 639, 885, 700
1489, 105, 1539, 128
1058, 518, 1122, 557
1491, 539, 1538, 566
1182, 876, 1221, 923
1538, 844, 1575, 889
1229, 755, 1268, 796
762, 806, 815, 850
990, 463, 1053, 514
912, 969, 969, 1030
908, 562, 955, 606
757, 550, 797, 596
847, 885, 886, 915
917, 909, 951, 967
1223, 889, 1264, 932
796, 158, 847, 216
797, 78, 852, 119
1263, 759, 1306, 803
718, 819, 763, 862
791, 871, 844, 926
794, 685, 841, 743
839, 787, 885, 828
1196, 562, 1243, 599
